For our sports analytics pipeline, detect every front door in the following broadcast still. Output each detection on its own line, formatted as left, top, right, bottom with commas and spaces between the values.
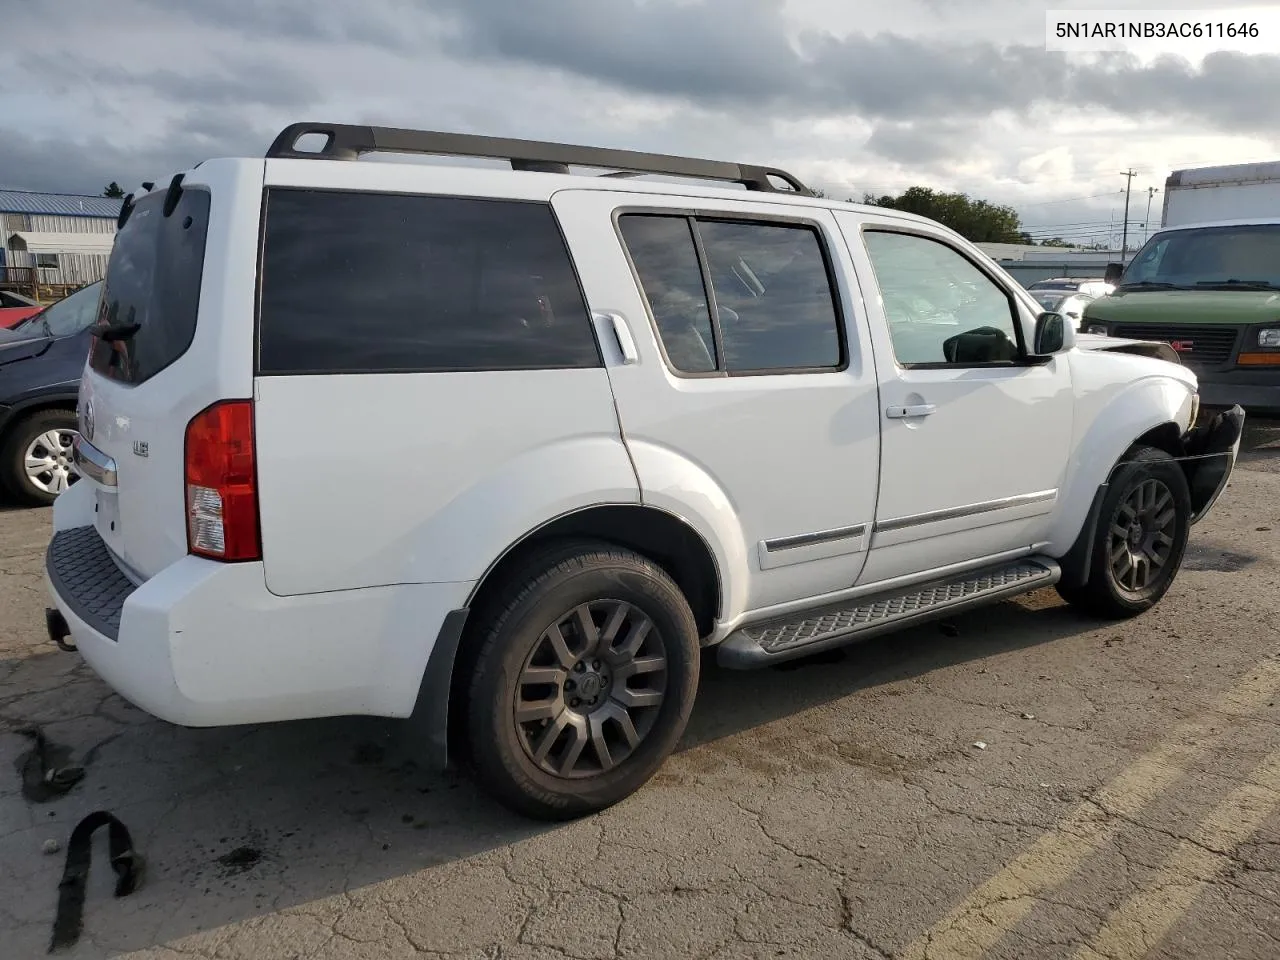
552, 189, 883, 619
835, 212, 1075, 585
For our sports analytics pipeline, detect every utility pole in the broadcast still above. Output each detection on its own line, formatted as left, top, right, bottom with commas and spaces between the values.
1120, 169, 1137, 263
1144, 186, 1158, 243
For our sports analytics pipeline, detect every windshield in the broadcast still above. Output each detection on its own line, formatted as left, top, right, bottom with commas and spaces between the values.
1121, 223, 1280, 289
1031, 291, 1067, 311
15, 281, 103, 337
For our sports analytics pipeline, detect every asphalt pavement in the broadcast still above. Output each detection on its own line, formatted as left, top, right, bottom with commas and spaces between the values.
1, 417, 1278, 960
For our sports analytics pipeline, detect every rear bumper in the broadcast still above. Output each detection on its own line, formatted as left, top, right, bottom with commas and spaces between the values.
44, 481, 471, 727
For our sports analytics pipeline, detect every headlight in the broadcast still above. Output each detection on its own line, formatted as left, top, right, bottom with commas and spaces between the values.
1259, 327, 1280, 348
1084, 323, 1108, 336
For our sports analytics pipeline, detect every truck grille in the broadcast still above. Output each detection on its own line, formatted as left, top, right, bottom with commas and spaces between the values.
1111, 325, 1241, 366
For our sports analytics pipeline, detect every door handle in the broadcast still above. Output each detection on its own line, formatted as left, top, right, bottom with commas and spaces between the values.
594, 312, 638, 365
886, 404, 936, 419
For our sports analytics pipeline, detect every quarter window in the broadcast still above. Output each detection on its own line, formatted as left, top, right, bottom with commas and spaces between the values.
619, 213, 843, 375
616, 215, 716, 373
863, 230, 1021, 366
257, 189, 600, 375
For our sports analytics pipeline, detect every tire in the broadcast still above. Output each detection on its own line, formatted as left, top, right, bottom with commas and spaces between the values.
0, 409, 79, 506
1056, 445, 1191, 619
464, 540, 700, 820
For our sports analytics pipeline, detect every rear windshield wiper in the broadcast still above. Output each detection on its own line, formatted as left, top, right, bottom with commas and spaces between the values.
1193, 279, 1280, 291
97, 322, 141, 342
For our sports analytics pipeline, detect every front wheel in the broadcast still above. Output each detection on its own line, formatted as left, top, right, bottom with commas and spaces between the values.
1057, 445, 1191, 619
465, 541, 700, 820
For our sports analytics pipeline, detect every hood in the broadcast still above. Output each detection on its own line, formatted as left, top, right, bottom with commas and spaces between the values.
0, 328, 52, 365
1084, 288, 1280, 325
1074, 332, 1180, 364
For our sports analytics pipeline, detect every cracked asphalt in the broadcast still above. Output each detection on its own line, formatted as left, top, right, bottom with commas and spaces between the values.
1, 416, 1278, 960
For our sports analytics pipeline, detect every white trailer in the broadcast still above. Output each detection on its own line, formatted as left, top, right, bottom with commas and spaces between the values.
1162, 160, 1280, 227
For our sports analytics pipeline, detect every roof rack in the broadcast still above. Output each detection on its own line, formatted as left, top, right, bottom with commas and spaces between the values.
265, 122, 814, 196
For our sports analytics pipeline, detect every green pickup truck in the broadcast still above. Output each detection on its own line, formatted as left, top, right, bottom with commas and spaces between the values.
1081, 218, 1280, 413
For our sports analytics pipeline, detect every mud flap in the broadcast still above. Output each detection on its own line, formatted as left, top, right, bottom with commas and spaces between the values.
1058, 481, 1108, 589
400, 607, 470, 772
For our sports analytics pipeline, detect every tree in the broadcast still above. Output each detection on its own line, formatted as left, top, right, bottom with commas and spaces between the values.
102, 182, 125, 198
861, 186, 1024, 244
1039, 237, 1074, 247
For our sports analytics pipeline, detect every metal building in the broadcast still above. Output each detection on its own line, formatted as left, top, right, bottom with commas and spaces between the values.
975, 242, 1118, 287
0, 190, 121, 296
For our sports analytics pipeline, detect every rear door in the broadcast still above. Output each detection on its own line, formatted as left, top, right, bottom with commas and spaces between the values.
78, 160, 262, 579
552, 189, 882, 614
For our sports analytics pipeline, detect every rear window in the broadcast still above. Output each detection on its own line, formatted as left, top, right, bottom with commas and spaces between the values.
89, 188, 211, 384
256, 189, 600, 374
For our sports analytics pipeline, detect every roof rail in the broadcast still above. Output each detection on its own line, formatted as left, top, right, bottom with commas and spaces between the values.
265, 122, 814, 196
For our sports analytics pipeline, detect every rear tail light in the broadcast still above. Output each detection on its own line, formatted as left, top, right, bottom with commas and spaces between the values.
184, 400, 261, 561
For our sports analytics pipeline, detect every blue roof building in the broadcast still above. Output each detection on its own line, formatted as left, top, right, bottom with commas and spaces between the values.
0, 190, 123, 219
1, 190, 121, 289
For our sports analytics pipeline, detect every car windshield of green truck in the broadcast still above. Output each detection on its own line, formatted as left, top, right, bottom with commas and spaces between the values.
1120, 223, 1280, 291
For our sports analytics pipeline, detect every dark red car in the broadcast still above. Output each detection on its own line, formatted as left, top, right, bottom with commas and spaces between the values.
1, 292, 43, 328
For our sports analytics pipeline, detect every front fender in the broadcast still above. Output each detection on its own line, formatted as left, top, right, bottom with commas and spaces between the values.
625, 439, 752, 625
1046, 373, 1197, 555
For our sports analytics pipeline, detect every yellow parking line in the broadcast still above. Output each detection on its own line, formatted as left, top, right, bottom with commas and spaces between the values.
900, 654, 1280, 960
1072, 749, 1280, 960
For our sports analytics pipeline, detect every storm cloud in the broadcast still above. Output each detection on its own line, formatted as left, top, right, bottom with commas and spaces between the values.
1, 0, 1277, 239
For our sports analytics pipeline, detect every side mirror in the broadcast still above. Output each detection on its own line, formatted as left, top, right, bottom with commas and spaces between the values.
1032, 311, 1066, 355
1104, 262, 1123, 285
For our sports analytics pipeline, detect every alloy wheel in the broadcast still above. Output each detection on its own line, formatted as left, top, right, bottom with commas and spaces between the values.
1107, 477, 1177, 593
514, 600, 668, 779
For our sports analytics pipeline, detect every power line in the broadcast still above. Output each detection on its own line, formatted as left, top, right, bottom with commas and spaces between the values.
1017, 191, 1125, 207
1022, 218, 1121, 228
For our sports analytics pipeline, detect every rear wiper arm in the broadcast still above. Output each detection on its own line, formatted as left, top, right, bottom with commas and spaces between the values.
97, 322, 141, 342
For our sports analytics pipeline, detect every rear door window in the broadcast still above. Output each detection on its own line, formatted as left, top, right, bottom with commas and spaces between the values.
256, 189, 600, 374
89, 189, 211, 384
618, 212, 844, 376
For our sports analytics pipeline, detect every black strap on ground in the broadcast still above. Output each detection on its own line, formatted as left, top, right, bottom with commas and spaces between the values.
16, 727, 84, 803
49, 811, 142, 953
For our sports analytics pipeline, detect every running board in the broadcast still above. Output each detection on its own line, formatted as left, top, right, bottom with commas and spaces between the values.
717, 557, 1060, 669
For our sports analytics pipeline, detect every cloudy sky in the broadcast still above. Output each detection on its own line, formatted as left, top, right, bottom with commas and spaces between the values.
3, 0, 1279, 246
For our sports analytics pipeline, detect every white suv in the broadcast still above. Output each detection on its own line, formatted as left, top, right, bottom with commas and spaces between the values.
45, 124, 1244, 820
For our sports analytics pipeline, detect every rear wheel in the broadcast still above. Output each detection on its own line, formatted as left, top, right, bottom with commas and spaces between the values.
465, 541, 700, 820
1057, 445, 1191, 619
1, 410, 79, 506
